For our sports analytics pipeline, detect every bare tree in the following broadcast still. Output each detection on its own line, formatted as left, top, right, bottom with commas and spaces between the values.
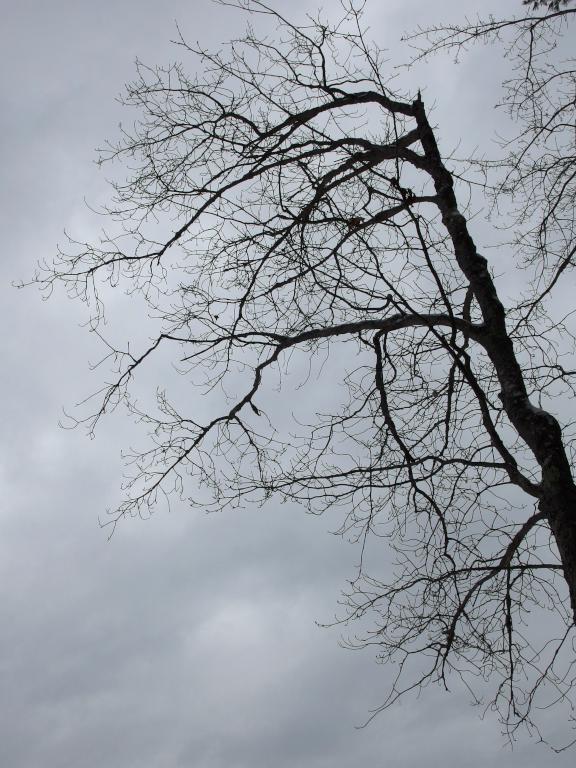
32, 0, 576, 747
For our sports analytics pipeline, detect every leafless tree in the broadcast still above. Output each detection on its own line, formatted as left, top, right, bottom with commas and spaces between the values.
31, 0, 576, 748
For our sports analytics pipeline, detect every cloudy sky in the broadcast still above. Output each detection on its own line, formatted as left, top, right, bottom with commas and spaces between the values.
1, 1, 574, 766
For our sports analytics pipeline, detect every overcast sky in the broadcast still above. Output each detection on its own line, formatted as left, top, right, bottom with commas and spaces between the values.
1, 1, 574, 766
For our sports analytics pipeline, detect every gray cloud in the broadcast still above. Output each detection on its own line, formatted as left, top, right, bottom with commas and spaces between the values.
1, 1, 574, 766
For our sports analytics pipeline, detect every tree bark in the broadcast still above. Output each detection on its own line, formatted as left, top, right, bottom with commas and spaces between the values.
541, 473, 576, 621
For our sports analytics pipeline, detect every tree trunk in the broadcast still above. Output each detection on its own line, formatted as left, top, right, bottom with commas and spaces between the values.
412, 95, 576, 624
541, 473, 576, 623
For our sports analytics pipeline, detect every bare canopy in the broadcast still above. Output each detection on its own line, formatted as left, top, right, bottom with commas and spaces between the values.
32, 0, 576, 748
